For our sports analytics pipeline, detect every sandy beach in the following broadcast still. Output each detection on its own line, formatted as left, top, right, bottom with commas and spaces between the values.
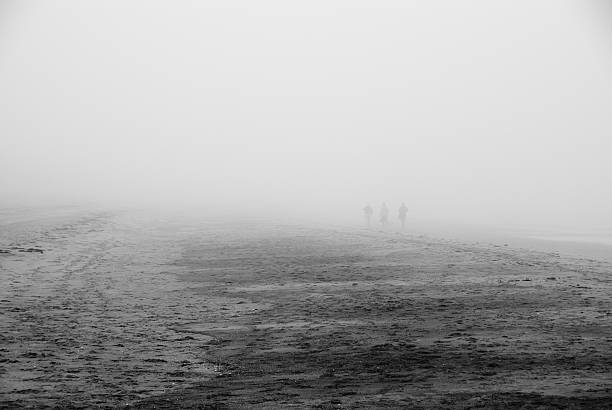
1, 209, 611, 408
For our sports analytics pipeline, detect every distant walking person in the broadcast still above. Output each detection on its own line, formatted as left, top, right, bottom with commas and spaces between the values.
363, 204, 373, 226
398, 202, 408, 229
380, 203, 389, 227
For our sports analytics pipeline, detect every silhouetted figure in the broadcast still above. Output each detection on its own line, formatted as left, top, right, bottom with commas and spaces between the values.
380, 203, 389, 227
363, 204, 373, 226
398, 202, 408, 229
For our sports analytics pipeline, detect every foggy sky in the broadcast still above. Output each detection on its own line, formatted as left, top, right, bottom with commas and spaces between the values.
1, 1, 611, 229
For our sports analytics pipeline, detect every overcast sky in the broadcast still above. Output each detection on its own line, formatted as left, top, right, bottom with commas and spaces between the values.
1, 1, 611, 229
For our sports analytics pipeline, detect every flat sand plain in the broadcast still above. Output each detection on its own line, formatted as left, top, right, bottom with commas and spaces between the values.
1, 210, 611, 408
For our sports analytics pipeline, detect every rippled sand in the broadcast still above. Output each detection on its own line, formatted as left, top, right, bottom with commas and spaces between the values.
1, 209, 611, 408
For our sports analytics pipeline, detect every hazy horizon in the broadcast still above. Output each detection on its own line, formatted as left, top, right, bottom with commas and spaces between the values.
2, 1, 611, 231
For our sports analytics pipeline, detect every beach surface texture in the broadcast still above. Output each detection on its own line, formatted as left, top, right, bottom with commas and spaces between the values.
1, 209, 611, 408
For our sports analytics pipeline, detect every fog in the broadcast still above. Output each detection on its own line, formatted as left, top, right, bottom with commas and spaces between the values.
1, 1, 611, 229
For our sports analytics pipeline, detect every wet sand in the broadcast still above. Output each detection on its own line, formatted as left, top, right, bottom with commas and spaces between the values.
1, 210, 611, 408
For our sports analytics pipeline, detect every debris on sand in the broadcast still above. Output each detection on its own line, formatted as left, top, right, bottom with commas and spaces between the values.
10, 246, 44, 254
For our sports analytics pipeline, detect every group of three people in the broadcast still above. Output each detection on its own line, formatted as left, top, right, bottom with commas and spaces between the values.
363, 203, 408, 228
